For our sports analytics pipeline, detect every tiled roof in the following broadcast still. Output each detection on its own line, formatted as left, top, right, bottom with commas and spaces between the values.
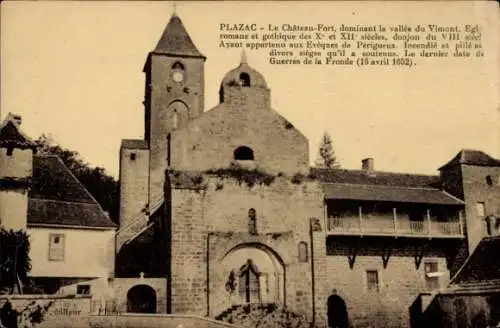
450, 236, 500, 285
0, 114, 36, 149
439, 149, 500, 170
323, 183, 464, 205
121, 139, 148, 150
153, 14, 205, 58
310, 167, 441, 188
28, 156, 116, 229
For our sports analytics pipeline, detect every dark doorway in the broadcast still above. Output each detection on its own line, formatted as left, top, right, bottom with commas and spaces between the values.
127, 284, 157, 313
327, 292, 348, 328
238, 259, 261, 303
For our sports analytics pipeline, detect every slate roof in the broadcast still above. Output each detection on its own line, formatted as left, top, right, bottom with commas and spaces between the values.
323, 183, 464, 206
311, 167, 441, 188
0, 114, 36, 149
121, 139, 148, 150
28, 155, 116, 229
450, 236, 500, 285
153, 14, 205, 58
439, 149, 500, 170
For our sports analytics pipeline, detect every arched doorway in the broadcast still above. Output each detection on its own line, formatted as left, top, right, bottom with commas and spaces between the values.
221, 244, 285, 306
127, 284, 157, 313
327, 291, 348, 328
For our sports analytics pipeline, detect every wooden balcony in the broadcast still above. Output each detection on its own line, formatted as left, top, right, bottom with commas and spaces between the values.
325, 211, 464, 239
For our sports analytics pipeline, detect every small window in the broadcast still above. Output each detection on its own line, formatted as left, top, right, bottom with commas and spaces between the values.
172, 62, 185, 70
424, 261, 439, 290
77, 285, 91, 295
239, 72, 251, 87
477, 202, 486, 218
130, 153, 136, 161
248, 208, 257, 235
298, 242, 308, 262
366, 270, 379, 292
486, 175, 494, 186
234, 146, 254, 161
6, 148, 13, 156
49, 234, 65, 261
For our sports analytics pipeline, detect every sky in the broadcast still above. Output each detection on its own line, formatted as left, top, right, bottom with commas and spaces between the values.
1, 1, 499, 178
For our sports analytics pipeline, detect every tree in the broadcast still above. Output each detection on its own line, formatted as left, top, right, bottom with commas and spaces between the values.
0, 228, 31, 294
34, 134, 119, 224
315, 131, 340, 169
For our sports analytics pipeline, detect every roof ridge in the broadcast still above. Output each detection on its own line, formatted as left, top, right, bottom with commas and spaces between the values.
29, 197, 99, 206
322, 182, 444, 191
311, 167, 439, 178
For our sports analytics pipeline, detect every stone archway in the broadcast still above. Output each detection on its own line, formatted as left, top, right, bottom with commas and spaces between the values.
221, 244, 285, 306
127, 284, 157, 313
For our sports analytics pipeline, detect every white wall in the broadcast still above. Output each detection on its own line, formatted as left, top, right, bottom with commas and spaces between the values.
0, 190, 28, 230
28, 227, 115, 278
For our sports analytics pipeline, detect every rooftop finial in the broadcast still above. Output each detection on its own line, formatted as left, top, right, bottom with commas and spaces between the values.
172, 0, 177, 15
241, 48, 247, 64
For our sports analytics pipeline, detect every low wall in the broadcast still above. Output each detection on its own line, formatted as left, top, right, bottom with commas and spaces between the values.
411, 290, 500, 328
0, 294, 91, 328
88, 313, 243, 328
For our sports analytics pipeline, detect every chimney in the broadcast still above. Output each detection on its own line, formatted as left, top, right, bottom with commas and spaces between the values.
362, 158, 374, 171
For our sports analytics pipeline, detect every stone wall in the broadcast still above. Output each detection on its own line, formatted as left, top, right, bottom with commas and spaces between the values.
0, 294, 91, 328
112, 277, 168, 314
118, 146, 150, 250
169, 175, 324, 320
170, 104, 309, 175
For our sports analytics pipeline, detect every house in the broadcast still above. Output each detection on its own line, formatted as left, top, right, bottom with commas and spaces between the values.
0, 113, 116, 299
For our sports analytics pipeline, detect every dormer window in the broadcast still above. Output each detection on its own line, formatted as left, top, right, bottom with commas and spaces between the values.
239, 72, 251, 87
234, 146, 254, 161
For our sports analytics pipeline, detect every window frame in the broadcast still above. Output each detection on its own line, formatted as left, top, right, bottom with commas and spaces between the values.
48, 233, 65, 262
365, 270, 380, 292
424, 261, 440, 290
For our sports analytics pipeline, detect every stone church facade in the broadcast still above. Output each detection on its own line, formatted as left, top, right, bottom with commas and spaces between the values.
114, 13, 500, 328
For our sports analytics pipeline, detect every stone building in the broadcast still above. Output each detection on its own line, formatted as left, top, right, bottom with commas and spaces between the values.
114, 12, 500, 328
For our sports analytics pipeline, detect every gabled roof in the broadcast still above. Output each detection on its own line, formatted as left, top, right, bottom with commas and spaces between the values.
0, 113, 36, 149
450, 236, 500, 285
28, 155, 116, 229
152, 14, 205, 58
323, 183, 464, 206
439, 149, 500, 170
121, 139, 148, 150
311, 167, 441, 188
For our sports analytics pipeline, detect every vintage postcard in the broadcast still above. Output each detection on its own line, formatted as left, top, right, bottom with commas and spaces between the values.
0, 1, 499, 328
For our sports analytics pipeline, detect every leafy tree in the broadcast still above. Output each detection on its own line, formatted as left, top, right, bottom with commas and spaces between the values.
0, 228, 31, 294
314, 131, 340, 169
34, 134, 119, 224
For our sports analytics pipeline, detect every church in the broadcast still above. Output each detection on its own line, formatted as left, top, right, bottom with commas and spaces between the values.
110, 12, 500, 328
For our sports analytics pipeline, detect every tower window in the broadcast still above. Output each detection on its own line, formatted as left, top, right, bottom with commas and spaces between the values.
298, 242, 308, 262
172, 62, 185, 70
477, 202, 485, 217
130, 153, 136, 161
239, 72, 251, 87
248, 208, 257, 235
234, 146, 254, 161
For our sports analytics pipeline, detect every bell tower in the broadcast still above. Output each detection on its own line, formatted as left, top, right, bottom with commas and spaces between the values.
144, 13, 206, 200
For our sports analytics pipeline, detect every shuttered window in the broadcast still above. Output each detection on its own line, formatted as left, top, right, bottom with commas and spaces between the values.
48, 234, 65, 261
